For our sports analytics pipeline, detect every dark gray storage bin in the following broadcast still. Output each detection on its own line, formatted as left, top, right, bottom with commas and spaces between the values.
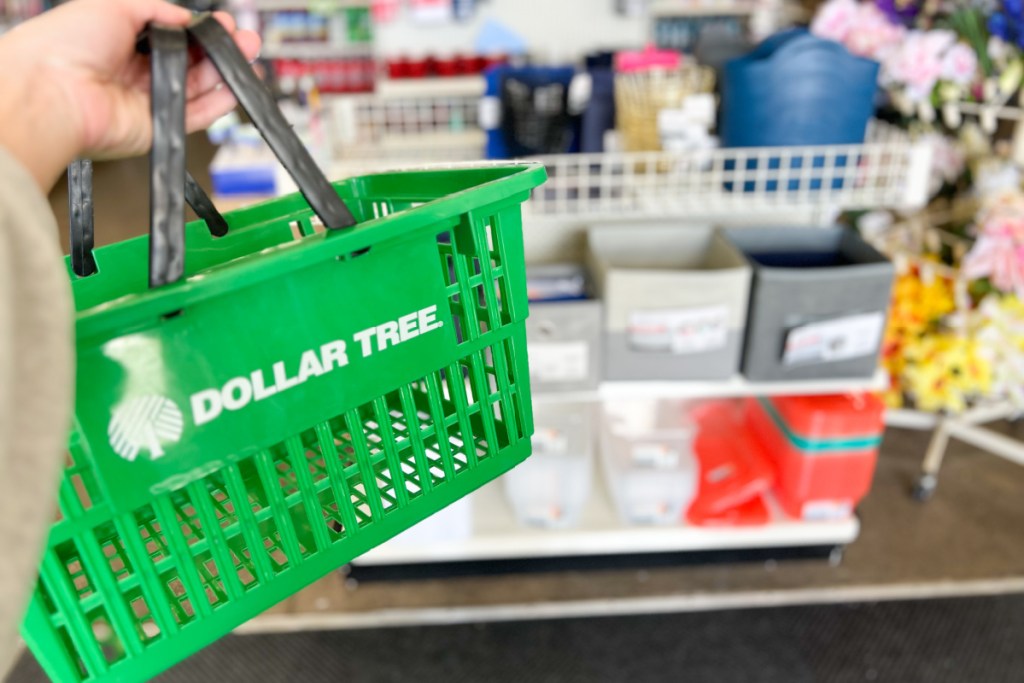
527, 299, 603, 392
723, 226, 894, 382
526, 264, 603, 393
587, 225, 752, 381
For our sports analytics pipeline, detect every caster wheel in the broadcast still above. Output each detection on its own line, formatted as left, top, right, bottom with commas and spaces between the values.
912, 475, 937, 502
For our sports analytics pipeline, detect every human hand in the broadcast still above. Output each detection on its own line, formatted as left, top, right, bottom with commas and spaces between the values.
0, 0, 261, 190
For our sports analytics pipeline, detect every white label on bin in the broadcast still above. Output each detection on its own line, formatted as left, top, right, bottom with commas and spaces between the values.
479, 96, 501, 130
529, 341, 589, 383
628, 306, 729, 355
782, 312, 885, 366
801, 500, 854, 521
631, 442, 680, 469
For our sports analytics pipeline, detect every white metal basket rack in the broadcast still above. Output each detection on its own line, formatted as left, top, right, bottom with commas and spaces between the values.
526, 121, 933, 222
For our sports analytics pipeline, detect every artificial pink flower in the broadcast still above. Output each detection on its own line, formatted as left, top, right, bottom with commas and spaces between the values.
962, 234, 1024, 298
942, 42, 979, 87
845, 3, 905, 60
883, 30, 957, 102
811, 0, 859, 44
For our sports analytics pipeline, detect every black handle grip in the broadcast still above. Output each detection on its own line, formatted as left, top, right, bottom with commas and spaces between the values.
187, 13, 357, 230
68, 159, 97, 277
149, 24, 188, 288
185, 170, 229, 237
67, 15, 357, 289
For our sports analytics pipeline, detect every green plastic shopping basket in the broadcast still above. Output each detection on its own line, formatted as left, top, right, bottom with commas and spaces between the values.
22, 17, 545, 683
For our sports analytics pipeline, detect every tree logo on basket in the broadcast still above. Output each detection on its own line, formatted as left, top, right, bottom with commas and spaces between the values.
106, 305, 446, 461
108, 395, 184, 462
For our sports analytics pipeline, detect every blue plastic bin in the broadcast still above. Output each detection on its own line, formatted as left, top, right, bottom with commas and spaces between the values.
483, 65, 580, 159
720, 29, 879, 192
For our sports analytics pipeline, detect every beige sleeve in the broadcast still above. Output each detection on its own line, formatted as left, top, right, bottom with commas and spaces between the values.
0, 147, 73, 675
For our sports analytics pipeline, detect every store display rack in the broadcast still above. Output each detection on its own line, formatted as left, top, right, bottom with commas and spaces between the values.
354, 471, 858, 567
348, 369, 882, 569
527, 122, 932, 221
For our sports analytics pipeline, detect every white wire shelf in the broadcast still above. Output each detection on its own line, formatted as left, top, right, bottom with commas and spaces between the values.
355, 474, 859, 566
323, 121, 931, 218
326, 92, 484, 160
526, 123, 933, 219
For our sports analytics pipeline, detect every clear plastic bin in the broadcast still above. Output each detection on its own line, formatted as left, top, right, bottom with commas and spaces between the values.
504, 403, 594, 529
601, 400, 700, 525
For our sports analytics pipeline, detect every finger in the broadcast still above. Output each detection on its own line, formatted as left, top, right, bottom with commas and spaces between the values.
114, 0, 192, 30
212, 10, 238, 35
185, 30, 262, 99
185, 86, 239, 133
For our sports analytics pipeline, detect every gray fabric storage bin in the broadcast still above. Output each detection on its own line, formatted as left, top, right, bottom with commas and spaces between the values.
586, 226, 752, 381
527, 298, 603, 393
723, 226, 895, 382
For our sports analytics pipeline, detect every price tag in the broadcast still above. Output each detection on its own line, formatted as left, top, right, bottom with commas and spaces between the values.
529, 341, 589, 383
783, 312, 885, 366
628, 306, 730, 355
479, 96, 501, 130
801, 500, 853, 521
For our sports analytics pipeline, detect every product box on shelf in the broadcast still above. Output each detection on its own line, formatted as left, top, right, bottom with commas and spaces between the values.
724, 226, 895, 382
688, 399, 775, 526
600, 400, 700, 526
586, 225, 752, 381
744, 392, 885, 520
526, 264, 603, 393
504, 402, 595, 529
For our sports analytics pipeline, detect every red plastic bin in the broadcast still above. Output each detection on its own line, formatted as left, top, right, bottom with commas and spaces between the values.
744, 393, 885, 520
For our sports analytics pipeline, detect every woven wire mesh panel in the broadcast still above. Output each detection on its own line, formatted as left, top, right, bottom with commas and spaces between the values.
330, 94, 484, 161
527, 121, 932, 218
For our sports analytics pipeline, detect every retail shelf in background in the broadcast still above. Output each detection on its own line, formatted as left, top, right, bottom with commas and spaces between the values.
650, 0, 761, 16
354, 472, 859, 566
262, 43, 373, 60
252, 0, 371, 10
325, 92, 485, 160
600, 369, 889, 401
527, 122, 933, 220
530, 370, 889, 404
320, 121, 931, 221
374, 75, 487, 99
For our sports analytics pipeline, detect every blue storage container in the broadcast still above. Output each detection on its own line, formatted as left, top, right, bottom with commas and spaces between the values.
483, 65, 580, 159
721, 29, 879, 148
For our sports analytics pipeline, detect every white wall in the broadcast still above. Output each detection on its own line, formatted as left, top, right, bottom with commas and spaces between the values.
374, 0, 650, 62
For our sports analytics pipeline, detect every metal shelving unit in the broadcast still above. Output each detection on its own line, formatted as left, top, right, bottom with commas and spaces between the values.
355, 475, 859, 567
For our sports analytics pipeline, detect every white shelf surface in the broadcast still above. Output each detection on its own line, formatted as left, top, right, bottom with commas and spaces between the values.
355, 474, 860, 566
533, 369, 887, 404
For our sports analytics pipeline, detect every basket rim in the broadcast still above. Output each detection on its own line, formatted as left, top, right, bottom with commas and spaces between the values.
71, 163, 546, 340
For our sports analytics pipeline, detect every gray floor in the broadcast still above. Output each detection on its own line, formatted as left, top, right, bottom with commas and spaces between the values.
11, 593, 1024, 682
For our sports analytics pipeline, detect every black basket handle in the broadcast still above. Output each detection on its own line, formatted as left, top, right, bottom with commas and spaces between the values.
68, 14, 356, 286
187, 14, 356, 232
149, 24, 188, 288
